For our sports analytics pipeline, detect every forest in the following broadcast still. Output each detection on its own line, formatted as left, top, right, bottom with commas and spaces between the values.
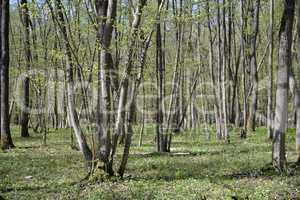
1, 0, 300, 199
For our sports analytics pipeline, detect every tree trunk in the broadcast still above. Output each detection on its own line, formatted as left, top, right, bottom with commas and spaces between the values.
118, 0, 149, 176
295, 89, 300, 163
19, 0, 31, 138
272, 0, 295, 170
47, 0, 93, 164
0, 0, 14, 149
118, 82, 136, 178
95, 0, 117, 175
296, 2, 300, 163
206, 1, 222, 139
139, 84, 145, 147
0, 0, 2, 140
247, 0, 260, 132
267, 0, 274, 140
222, 0, 228, 142
156, 0, 167, 152
240, 0, 248, 136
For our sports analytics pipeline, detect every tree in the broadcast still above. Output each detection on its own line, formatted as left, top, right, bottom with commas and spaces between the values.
296, 0, 300, 164
247, 0, 260, 132
0, 0, 2, 139
47, 0, 93, 164
95, 0, 117, 175
0, 0, 14, 149
272, 0, 295, 170
156, 0, 167, 152
19, 0, 31, 138
267, 0, 274, 140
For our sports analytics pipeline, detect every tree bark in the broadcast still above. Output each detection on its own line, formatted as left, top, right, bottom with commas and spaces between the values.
216, 0, 225, 140
267, 0, 274, 140
240, 0, 248, 136
272, 0, 295, 170
222, 0, 228, 141
247, 0, 260, 132
296, 1, 300, 163
95, 0, 117, 174
0, 0, 14, 149
0, 0, 2, 140
47, 0, 93, 164
19, 0, 31, 138
118, 0, 150, 176
206, 1, 222, 139
156, 0, 167, 152
295, 89, 300, 163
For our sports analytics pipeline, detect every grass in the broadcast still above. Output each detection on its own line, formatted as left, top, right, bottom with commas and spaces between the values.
1, 126, 300, 199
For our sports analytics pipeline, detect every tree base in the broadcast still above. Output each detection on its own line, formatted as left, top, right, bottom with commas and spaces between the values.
240, 129, 247, 139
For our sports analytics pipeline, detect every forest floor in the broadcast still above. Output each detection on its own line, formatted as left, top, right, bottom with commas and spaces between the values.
1, 126, 300, 200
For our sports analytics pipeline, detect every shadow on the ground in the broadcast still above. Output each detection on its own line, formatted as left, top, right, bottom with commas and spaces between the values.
126, 155, 300, 183
0, 186, 46, 193
129, 143, 271, 159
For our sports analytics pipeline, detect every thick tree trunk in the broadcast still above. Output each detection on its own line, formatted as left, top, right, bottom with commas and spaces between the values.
0, 0, 14, 149
272, 0, 295, 170
296, 2, 300, 163
0, 0, 2, 140
95, 0, 117, 174
295, 89, 300, 163
19, 0, 31, 138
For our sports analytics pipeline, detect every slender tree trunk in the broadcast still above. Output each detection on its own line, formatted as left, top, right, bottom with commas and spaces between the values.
47, 0, 93, 164
156, 0, 167, 152
205, 1, 221, 139
240, 0, 248, 136
139, 84, 145, 147
267, 0, 274, 139
0, 0, 14, 149
272, 0, 295, 170
222, 0, 228, 141
216, 0, 225, 140
118, 0, 150, 176
247, 0, 260, 132
19, 0, 31, 138
110, 7, 140, 170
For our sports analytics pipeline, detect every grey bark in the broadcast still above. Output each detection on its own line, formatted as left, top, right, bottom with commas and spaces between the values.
47, 0, 93, 164
118, 0, 150, 176
272, 0, 295, 170
296, 2, 300, 163
267, 0, 274, 139
247, 0, 260, 132
222, 0, 228, 141
95, 0, 117, 174
206, 1, 221, 139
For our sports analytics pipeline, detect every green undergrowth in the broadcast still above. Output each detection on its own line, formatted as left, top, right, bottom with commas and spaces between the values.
0, 126, 300, 199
